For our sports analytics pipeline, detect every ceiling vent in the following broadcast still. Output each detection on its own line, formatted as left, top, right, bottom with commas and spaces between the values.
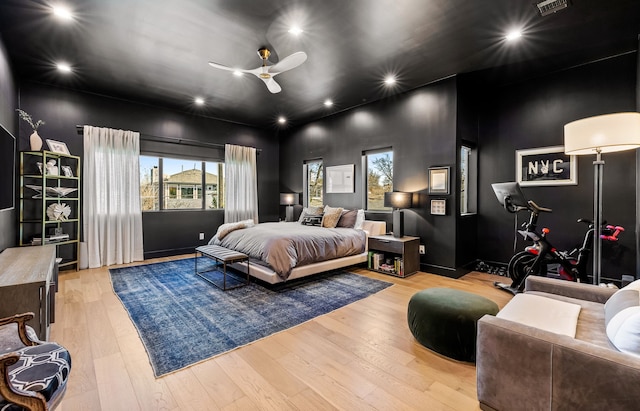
535, 0, 570, 16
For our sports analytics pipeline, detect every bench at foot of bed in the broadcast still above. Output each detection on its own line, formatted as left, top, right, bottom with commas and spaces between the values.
195, 245, 250, 291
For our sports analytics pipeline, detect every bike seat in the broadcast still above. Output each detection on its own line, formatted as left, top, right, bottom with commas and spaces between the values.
528, 200, 552, 213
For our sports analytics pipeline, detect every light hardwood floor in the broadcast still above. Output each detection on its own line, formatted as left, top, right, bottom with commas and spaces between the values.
52, 256, 512, 411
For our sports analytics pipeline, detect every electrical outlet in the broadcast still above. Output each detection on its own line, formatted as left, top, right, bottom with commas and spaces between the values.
199, 232, 205, 240
419, 245, 426, 254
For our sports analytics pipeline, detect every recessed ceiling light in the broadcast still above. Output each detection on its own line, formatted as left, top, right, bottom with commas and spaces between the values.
56, 62, 72, 73
384, 75, 396, 85
278, 116, 287, 124
505, 29, 522, 41
52, 4, 73, 21
324, 99, 333, 107
233, 70, 243, 77
194, 97, 205, 105
288, 26, 303, 35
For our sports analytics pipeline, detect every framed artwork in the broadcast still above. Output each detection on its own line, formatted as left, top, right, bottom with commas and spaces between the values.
61, 165, 74, 177
428, 166, 450, 195
46, 139, 70, 155
326, 164, 354, 193
516, 146, 577, 186
430, 199, 446, 215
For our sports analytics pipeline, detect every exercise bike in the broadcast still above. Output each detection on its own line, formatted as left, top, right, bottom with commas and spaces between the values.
491, 182, 624, 294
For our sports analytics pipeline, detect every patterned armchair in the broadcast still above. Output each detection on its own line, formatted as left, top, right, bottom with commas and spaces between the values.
0, 313, 71, 411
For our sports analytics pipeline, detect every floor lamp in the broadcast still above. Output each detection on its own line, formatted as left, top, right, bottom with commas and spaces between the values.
564, 112, 640, 285
279, 193, 299, 222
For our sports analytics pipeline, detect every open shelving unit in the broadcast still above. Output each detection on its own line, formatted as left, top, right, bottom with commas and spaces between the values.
19, 150, 81, 270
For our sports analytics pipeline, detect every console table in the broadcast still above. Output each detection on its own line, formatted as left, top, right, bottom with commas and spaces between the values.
0, 245, 57, 340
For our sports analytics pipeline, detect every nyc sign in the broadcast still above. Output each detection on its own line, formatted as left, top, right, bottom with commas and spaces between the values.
516, 146, 577, 186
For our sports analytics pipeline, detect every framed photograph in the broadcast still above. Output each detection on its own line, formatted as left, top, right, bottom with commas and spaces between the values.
430, 199, 446, 215
516, 146, 577, 186
46, 139, 70, 155
61, 165, 74, 177
428, 166, 450, 195
326, 164, 354, 193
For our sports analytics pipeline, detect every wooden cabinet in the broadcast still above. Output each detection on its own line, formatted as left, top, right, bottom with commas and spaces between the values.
19, 151, 81, 270
0, 245, 57, 340
367, 235, 420, 277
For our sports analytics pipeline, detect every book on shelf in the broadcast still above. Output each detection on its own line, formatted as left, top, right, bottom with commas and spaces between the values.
31, 233, 69, 245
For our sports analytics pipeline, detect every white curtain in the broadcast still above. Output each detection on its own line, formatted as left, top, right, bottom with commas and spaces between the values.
224, 144, 258, 223
83, 126, 144, 268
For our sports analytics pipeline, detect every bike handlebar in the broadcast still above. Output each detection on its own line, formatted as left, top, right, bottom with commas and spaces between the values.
601, 225, 624, 242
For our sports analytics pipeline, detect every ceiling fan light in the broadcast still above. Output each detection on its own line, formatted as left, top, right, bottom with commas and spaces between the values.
324, 99, 333, 107
278, 116, 287, 124
194, 97, 205, 105
384, 75, 396, 85
288, 26, 303, 35
505, 29, 522, 41
56, 62, 72, 73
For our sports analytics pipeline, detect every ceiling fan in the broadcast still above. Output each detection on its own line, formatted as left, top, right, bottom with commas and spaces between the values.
208, 48, 307, 94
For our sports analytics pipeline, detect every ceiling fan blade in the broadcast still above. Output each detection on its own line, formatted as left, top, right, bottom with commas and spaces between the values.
268, 52, 307, 75
208, 61, 261, 74
261, 77, 281, 93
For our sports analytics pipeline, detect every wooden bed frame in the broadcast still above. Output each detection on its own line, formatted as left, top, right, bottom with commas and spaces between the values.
228, 220, 386, 284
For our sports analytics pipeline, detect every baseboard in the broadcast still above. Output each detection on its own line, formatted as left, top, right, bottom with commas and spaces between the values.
144, 247, 195, 260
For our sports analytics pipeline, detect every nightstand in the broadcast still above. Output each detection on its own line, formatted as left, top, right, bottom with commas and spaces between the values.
367, 235, 420, 277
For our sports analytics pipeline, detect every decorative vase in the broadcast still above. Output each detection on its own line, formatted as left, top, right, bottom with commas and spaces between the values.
30, 131, 43, 151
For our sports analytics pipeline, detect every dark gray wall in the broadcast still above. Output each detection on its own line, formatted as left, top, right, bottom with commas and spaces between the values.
280, 77, 460, 274
0, 35, 16, 251
17, 83, 278, 258
477, 53, 638, 282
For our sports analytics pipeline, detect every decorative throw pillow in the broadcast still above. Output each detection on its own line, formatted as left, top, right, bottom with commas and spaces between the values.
354, 209, 365, 230
337, 209, 358, 228
322, 206, 344, 228
605, 281, 640, 355
301, 214, 323, 226
298, 205, 325, 223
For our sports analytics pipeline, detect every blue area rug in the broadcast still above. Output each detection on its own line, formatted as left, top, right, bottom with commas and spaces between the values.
109, 258, 392, 377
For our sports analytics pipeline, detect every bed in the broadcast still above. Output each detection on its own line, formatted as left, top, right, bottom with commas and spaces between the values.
208, 220, 386, 284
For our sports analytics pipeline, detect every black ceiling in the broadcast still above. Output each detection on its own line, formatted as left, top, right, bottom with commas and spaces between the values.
1, 0, 639, 129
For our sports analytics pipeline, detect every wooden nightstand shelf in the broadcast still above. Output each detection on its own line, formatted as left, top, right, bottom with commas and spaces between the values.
367, 235, 420, 277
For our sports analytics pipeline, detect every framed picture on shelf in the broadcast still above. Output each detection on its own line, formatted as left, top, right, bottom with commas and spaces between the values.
46, 139, 70, 155
61, 165, 74, 177
430, 199, 446, 215
428, 166, 450, 195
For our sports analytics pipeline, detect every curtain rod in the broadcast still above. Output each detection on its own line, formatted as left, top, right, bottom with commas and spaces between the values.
75, 125, 261, 152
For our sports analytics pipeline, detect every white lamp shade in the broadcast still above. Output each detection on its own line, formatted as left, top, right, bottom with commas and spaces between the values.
564, 112, 640, 155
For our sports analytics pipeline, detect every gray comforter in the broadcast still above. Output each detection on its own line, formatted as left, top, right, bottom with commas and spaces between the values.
210, 222, 366, 280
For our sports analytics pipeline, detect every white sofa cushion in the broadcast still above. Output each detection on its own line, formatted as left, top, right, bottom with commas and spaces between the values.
497, 293, 581, 337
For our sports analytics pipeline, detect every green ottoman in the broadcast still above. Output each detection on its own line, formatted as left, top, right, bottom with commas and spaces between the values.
407, 288, 499, 362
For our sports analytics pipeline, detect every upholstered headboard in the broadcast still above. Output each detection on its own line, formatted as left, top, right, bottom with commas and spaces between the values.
362, 220, 386, 236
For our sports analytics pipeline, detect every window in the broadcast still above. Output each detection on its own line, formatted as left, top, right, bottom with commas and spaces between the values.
460, 144, 477, 215
140, 156, 159, 211
304, 160, 323, 207
364, 149, 393, 210
139, 156, 224, 211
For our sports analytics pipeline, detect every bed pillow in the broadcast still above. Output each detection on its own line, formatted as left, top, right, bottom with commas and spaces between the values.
322, 206, 344, 228
301, 214, 323, 226
605, 281, 640, 356
298, 205, 324, 223
336, 209, 358, 228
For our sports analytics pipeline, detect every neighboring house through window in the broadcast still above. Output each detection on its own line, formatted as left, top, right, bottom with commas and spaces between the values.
139, 155, 224, 211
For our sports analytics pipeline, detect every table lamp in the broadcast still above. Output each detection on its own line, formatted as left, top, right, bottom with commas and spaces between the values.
384, 191, 412, 237
279, 193, 299, 222
564, 112, 640, 284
